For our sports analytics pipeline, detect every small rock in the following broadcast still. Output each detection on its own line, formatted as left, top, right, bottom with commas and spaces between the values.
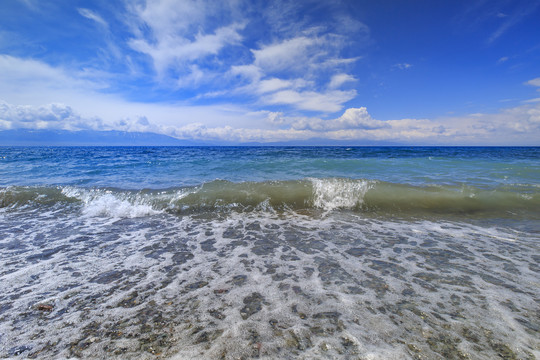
8, 345, 32, 356
36, 304, 54, 312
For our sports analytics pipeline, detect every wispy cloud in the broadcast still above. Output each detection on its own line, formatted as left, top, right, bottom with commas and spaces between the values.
393, 63, 412, 70
121, 0, 368, 112
78, 8, 109, 29
487, 1, 540, 43
457, 0, 540, 44
126, 0, 245, 83
328, 74, 356, 89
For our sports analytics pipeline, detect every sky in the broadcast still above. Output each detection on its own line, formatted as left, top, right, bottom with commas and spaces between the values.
0, 0, 539, 145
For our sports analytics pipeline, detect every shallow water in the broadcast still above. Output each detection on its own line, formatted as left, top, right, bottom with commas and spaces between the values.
0, 147, 539, 359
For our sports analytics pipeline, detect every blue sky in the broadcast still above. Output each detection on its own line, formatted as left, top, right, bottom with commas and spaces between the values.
0, 0, 539, 144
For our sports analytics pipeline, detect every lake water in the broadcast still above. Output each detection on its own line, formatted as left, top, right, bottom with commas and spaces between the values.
1, 146, 538, 359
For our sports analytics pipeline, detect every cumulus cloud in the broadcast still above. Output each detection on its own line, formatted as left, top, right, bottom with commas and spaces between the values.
168, 103, 540, 145
0, 101, 103, 131
1, 96, 539, 145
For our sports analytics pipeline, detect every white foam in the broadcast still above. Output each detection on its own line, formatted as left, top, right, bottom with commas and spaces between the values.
311, 178, 373, 211
2, 204, 538, 359
61, 187, 160, 218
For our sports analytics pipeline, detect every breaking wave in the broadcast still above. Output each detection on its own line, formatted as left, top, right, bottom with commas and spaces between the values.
1, 178, 538, 218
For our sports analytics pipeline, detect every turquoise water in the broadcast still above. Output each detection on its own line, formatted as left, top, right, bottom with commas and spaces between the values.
0, 147, 539, 359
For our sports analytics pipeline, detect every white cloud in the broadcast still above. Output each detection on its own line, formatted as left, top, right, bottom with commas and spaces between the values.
127, 0, 244, 81
129, 23, 243, 79
0, 55, 105, 92
262, 89, 357, 113
1, 53, 538, 145
257, 78, 294, 94
165, 101, 539, 144
120, 1, 366, 112
252, 36, 319, 73
525, 77, 540, 87
230, 33, 362, 112
2, 94, 539, 145
328, 74, 356, 89
0, 101, 103, 131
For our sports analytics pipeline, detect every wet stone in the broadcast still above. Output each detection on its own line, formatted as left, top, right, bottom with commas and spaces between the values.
251, 239, 280, 256
222, 227, 244, 239
346, 286, 365, 295
515, 317, 540, 334
186, 281, 208, 291
8, 345, 32, 356
280, 254, 301, 261
461, 327, 480, 343
90, 270, 126, 284
490, 342, 518, 360
360, 273, 389, 296
118, 291, 139, 308
313, 311, 341, 323
25, 245, 70, 263
427, 333, 467, 360
195, 329, 224, 344
230, 274, 247, 286
200, 239, 216, 252
208, 309, 226, 320
272, 273, 289, 281
369, 260, 407, 279
346, 247, 381, 257
35, 303, 54, 312
316, 258, 351, 284
171, 251, 194, 265
286, 330, 312, 351
340, 336, 358, 354
401, 287, 415, 296
240, 292, 264, 320
278, 283, 290, 291
245, 222, 261, 231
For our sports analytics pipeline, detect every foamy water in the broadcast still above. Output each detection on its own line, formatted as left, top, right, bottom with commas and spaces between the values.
1, 197, 538, 359
0, 146, 538, 359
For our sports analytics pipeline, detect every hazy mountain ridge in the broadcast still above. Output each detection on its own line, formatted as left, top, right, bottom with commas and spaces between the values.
0, 129, 200, 146
0, 129, 409, 146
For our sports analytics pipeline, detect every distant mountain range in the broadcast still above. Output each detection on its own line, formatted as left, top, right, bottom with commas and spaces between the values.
0, 129, 405, 146
0, 129, 200, 146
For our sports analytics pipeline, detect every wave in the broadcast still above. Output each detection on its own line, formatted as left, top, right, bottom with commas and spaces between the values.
1, 178, 539, 218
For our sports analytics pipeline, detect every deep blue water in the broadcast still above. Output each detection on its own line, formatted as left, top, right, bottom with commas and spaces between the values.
1, 146, 538, 189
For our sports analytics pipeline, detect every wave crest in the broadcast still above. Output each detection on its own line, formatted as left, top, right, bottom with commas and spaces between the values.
1, 178, 538, 218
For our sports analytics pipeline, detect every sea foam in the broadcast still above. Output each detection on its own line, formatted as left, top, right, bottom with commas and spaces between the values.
61, 187, 160, 218
311, 178, 373, 210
